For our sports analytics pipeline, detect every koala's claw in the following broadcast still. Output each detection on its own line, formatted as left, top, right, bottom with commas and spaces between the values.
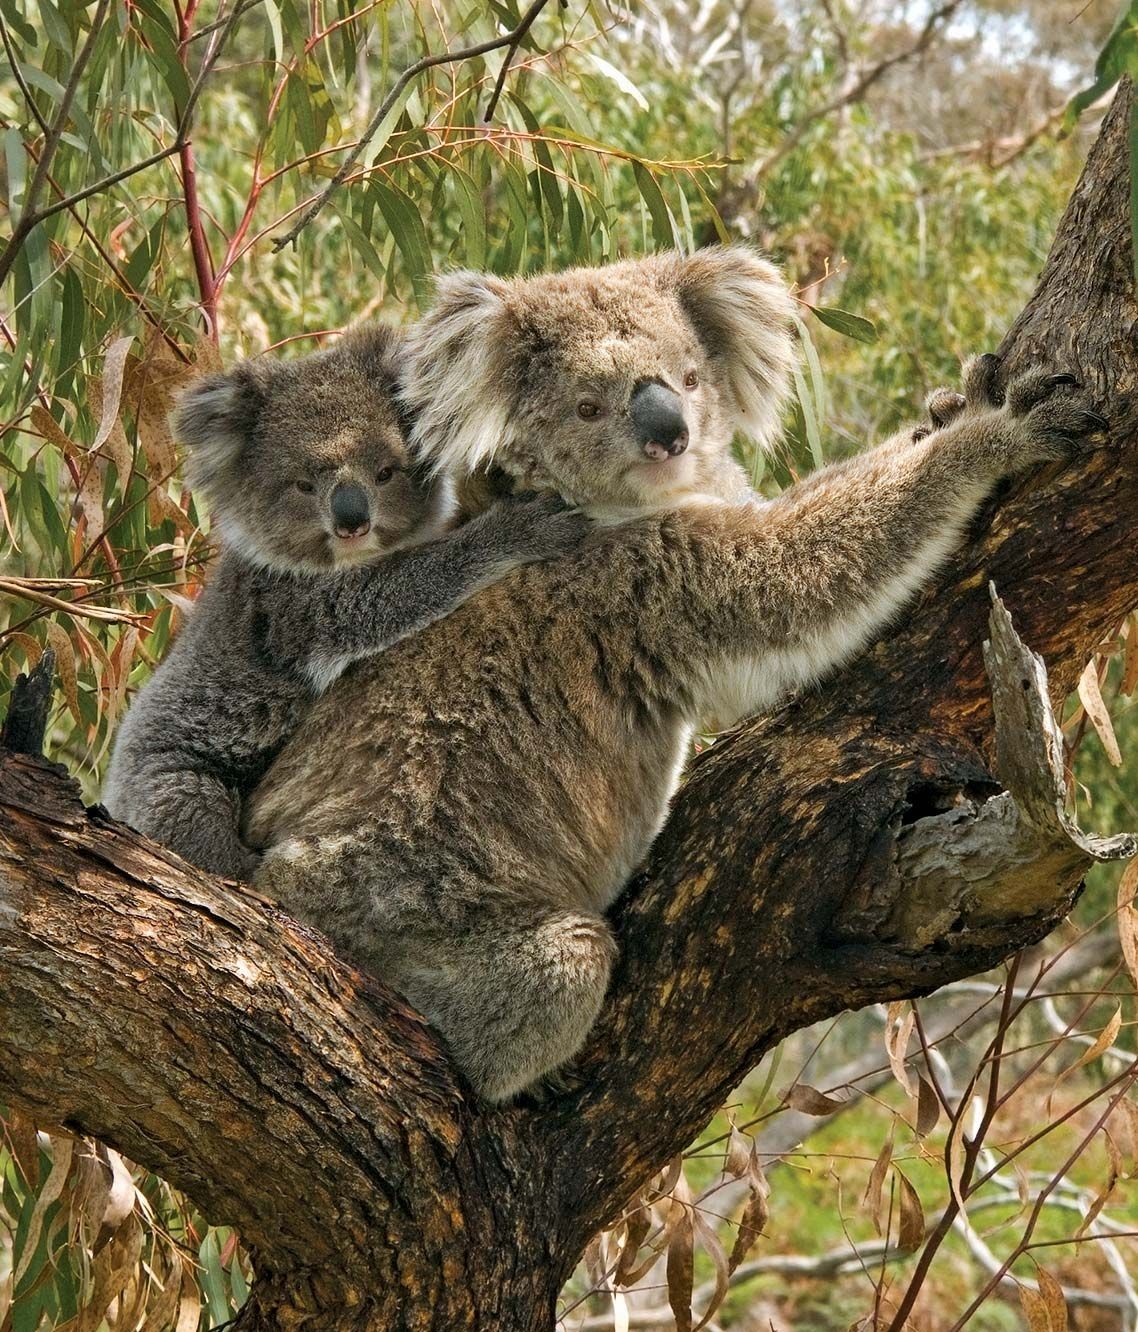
1004, 366, 1080, 418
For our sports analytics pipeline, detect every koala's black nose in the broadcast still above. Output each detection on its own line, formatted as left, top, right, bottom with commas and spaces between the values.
630, 380, 689, 460
330, 483, 371, 538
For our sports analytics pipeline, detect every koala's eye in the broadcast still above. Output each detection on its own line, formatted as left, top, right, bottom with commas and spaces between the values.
295, 478, 315, 494
376, 466, 394, 485
577, 400, 601, 420
683, 370, 699, 389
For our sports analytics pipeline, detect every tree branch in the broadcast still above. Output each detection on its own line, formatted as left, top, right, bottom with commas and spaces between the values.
270, 0, 557, 252
0, 77, 1136, 1332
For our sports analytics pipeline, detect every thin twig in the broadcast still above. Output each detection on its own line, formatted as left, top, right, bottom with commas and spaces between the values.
271, 0, 557, 251
482, 0, 552, 123
0, 13, 51, 136
0, 0, 113, 289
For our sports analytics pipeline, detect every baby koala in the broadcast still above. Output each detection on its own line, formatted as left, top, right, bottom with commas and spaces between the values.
102, 324, 587, 880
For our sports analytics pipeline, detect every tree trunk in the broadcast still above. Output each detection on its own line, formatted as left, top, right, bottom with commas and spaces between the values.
2, 87, 1137, 1331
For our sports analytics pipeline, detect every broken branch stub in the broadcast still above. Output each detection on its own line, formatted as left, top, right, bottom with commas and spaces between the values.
883, 587, 1135, 951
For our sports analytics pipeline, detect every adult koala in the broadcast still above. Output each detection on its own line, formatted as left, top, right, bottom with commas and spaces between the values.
244, 247, 1106, 1102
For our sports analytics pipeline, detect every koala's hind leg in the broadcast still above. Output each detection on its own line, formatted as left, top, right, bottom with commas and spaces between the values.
256, 842, 617, 1102
403, 908, 617, 1104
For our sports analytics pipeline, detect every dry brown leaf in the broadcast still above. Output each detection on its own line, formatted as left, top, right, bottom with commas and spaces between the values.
1117, 859, 1138, 992
1036, 1267, 1069, 1330
173, 1269, 202, 1332
582, 1234, 606, 1288
727, 1134, 769, 1272
946, 1123, 968, 1214
914, 1073, 940, 1137
4, 1108, 41, 1188
146, 484, 195, 537
1075, 1126, 1120, 1240
1121, 615, 1138, 696
74, 458, 106, 542
44, 621, 81, 724
189, 333, 222, 376
78, 1211, 143, 1332
30, 403, 82, 459
725, 1124, 751, 1178
1071, 1004, 1122, 1076
1113, 1095, 1138, 1175
665, 1181, 695, 1332
13, 1134, 74, 1286
127, 332, 196, 481
1077, 659, 1123, 766
92, 336, 135, 457
613, 1204, 652, 1287
71, 1139, 113, 1253
136, 1259, 185, 1332
783, 1083, 847, 1115
894, 1168, 925, 1251
863, 1122, 895, 1236
885, 1002, 916, 1097
7, 632, 44, 672
1019, 1284, 1052, 1332
691, 1206, 730, 1331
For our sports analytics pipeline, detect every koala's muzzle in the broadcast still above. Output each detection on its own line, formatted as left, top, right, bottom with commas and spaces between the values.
631, 381, 689, 461
330, 482, 371, 538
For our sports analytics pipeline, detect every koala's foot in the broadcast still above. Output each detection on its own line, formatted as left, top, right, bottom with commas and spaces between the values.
517, 1060, 588, 1107
411, 908, 615, 1104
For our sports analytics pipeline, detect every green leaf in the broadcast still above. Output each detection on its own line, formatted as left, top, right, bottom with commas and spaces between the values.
133, 0, 191, 119
1063, 0, 1138, 132
811, 304, 878, 343
633, 161, 675, 249
791, 310, 827, 446
4, 128, 27, 212
0, 0, 37, 46
449, 165, 487, 269
337, 210, 387, 283
57, 266, 85, 381
359, 78, 416, 169
791, 363, 824, 472
372, 179, 432, 306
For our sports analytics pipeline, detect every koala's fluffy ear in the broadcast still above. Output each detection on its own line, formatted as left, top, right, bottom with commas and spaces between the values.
400, 271, 516, 476
174, 364, 268, 499
665, 246, 795, 452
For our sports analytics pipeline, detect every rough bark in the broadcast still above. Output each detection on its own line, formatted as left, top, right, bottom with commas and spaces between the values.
2, 88, 1137, 1331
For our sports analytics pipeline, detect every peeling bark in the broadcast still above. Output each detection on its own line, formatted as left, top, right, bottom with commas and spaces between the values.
2, 87, 1137, 1332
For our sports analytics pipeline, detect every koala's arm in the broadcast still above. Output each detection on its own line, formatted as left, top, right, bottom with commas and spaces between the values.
677, 362, 1107, 725
299, 494, 590, 691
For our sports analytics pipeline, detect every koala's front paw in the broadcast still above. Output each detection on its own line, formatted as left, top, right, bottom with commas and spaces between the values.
998, 368, 1109, 470
495, 493, 593, 562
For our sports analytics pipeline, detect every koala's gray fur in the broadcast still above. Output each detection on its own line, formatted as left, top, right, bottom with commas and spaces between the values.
244, 248, 1108, 1101
102, 324, 590, 880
